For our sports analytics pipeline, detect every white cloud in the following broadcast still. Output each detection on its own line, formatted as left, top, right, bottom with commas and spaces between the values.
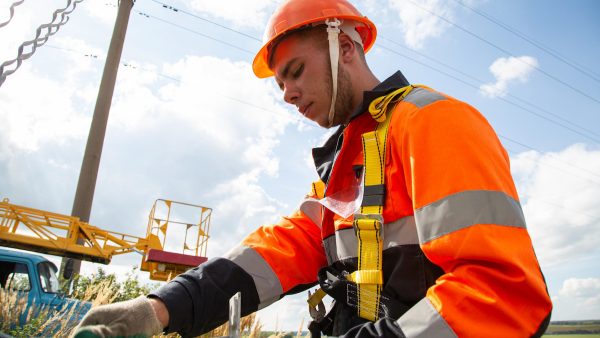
387, 0, 456, 49
208, 170, 286, 255
81, 0, 118, 26
560, 278, 600, 298
83, 55, 302, 258
558, 278, 600, 314
159, 55, 291, 148
480, 56, 538, 98
0, 64, 89, 154
188, 0, 275, 30
511, 144, 600, 267
256, 293, 314, 332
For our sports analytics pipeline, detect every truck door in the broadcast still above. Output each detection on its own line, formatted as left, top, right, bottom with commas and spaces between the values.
0, 258, 37, 324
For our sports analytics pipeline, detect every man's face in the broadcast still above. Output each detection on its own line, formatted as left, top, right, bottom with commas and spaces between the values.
271, 33, 334, 127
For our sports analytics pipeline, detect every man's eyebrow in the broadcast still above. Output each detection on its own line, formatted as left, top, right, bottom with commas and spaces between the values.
280, 57, 299, 80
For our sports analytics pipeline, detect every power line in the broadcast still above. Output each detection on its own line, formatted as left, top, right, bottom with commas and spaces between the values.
504, 146, 600, 221
403, 0, 600, 105
0, 0, 84, 87
380, 35, 600, 141
45, 44, 315, 128
0, 0, 25, 28
148, 0, 262, 42
133, 10, 254, 54
147, 1, 600, 144
451, 0, 600, 84
95, 2, 600, 181
378, 43, 600, 144
501, 135, 600, 184
39, 44, 600, 225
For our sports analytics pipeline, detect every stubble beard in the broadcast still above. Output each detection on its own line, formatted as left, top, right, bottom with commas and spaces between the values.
324, 64, 354, 128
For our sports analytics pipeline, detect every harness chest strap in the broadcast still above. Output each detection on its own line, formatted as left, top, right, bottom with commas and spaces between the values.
347, 85, 414, 321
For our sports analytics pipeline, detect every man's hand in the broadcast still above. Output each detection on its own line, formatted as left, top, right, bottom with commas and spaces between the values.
72, 296, 167, 338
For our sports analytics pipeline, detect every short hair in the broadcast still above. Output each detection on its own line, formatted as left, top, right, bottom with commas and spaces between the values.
267, 25, 366, 69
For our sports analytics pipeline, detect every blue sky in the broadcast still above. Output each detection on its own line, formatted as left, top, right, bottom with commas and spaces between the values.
1, 0, 599, 331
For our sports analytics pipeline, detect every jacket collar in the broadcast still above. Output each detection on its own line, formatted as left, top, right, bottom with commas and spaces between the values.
312, 71, 410, 183
349, 70, 410, 122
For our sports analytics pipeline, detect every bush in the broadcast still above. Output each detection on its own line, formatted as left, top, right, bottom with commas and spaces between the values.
68, 265, 161, 303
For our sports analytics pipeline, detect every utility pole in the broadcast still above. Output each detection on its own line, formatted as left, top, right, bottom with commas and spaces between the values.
59, 0, 135, 286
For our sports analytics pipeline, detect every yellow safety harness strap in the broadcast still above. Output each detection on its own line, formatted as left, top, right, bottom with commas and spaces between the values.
348, 85, 414, 321
307, 288, 327, 308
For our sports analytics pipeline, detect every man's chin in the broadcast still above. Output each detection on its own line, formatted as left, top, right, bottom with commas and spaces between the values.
316, 119, 332, 128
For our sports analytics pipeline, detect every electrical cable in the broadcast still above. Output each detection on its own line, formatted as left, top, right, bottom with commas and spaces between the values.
504, 146, 600, 221
501, 135, 600, 184
148, 0, 261, 42
43, 44, 598, 191
0, 0, 84, 87
133, 9, 254, 55
147, 1, 599, 144
378, 43, 600, 144
37, 43, 600, 227
0, 0, 25, 28
44, 44, 315, 129
403, 0, 600, 105
451, 0, 600, 84
380, 35, 600, 142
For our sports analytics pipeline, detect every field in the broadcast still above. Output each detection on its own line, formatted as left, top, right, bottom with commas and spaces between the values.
542, 320, 600, 337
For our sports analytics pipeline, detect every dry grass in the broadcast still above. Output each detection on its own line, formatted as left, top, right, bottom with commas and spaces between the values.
2, 277, 292, 338
0, 287, 29, 331
154, 312, 263, 338
0, 278, 116, 337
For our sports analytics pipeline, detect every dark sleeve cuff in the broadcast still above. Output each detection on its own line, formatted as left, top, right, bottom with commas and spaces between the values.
149, 257, 260, 337
341, 317, 406, 338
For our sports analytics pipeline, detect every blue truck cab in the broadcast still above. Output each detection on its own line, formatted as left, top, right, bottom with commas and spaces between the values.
0, 247, 91, 329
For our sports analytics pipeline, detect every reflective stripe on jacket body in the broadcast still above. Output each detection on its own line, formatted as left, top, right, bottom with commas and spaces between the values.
151, 72, 552, 337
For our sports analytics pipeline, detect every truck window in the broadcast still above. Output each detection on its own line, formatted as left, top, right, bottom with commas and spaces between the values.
0, 261, 31, 291
38, 261, 60, 293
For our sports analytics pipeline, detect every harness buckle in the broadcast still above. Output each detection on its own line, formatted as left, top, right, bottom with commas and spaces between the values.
352, 213, 384, 237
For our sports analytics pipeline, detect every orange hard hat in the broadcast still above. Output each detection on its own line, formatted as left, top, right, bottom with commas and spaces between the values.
252, 0, 377, 78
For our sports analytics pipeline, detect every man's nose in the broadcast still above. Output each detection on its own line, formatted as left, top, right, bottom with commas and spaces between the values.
283, 84, 300, 105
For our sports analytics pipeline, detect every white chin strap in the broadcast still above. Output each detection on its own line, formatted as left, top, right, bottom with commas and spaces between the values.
326, 18, 341, 128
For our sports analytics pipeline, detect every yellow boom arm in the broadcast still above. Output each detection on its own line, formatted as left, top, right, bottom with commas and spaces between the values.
0, 198, 161, 264
0, 198, 211, 281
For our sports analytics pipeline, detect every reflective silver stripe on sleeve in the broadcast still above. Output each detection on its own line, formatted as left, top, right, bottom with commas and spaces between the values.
323, 215, 419, 263
223, 245, 282, 309
403, 87, 447, 108
298, 198, 323, 229
397, 298, 457, 338
415, 190, 526, 244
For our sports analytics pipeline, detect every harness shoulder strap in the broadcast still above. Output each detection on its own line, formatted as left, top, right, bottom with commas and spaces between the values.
347, 85, 414, 321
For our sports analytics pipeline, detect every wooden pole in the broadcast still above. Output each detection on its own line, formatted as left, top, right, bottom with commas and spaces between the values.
60, 0, 134, 285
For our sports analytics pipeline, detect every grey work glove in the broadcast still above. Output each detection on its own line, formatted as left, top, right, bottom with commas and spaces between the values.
72, 296, 164, 338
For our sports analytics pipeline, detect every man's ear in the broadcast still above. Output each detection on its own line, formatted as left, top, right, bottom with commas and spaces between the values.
339, 33, 357, 64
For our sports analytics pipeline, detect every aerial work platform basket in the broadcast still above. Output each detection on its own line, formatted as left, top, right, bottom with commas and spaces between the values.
141, 199, 211, 281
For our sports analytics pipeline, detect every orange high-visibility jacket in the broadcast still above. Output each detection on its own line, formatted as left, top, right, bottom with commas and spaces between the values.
152, 72, 552, 337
